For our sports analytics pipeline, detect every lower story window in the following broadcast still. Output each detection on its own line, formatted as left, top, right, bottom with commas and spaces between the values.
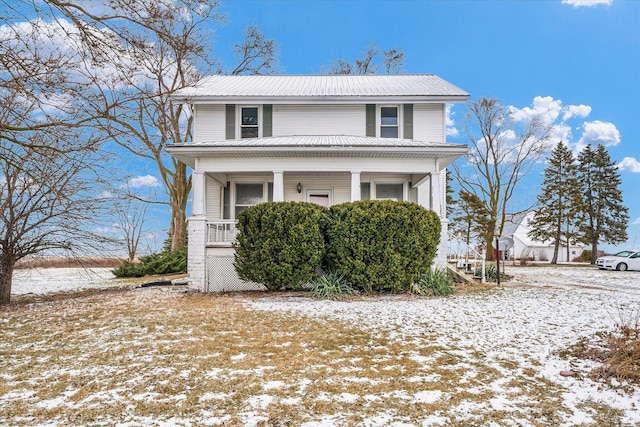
360, 182, 405, 201
376, 183, 403, 200
232, 182, 274, 218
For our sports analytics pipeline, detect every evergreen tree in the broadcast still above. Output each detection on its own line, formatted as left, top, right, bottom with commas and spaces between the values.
451, 189, 491, 254
576, 144, 629, 263
528, 141, 581, 264
446, 172, 457, 218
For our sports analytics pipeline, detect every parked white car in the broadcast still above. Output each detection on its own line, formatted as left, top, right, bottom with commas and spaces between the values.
595, 250, 640, 271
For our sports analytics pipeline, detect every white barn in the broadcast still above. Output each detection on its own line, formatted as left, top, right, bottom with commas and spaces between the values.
167, 74, 469, 291
502, 211, 584, 262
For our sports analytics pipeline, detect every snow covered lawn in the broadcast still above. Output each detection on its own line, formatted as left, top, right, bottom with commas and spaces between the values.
12, 267, 131, 295
1, 266, 639, 426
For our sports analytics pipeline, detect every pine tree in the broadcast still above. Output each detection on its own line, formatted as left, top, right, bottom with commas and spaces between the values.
528, 141, 581, 264
451, 189, 491, 252
576, 144, 629, 263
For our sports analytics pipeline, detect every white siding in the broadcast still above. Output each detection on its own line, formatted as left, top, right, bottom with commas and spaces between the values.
413, 104, 444, 143
194, 105, 225, 142
283, 173, 351, 205
273, 105, 365, 137
205, 176, 221, 221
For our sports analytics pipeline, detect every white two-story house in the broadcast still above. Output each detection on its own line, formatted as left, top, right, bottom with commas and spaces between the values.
167, 74, 469, 292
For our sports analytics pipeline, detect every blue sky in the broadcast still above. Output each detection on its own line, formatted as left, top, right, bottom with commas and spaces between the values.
207, 0, 639, 250
4, 0, 638, 254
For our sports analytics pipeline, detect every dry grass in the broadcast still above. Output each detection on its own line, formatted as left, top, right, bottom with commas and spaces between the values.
569, 322, 640, 389
0, 287, 628, 426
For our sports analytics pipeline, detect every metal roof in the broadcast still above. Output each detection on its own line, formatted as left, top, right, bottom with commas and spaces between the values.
190, 135, 462, 148
166, 135, 469, 168
173, 74, 469, 102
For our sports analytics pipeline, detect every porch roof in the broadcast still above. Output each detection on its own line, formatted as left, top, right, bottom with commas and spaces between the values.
172, 74, 469, 104
166, 135, 468, 169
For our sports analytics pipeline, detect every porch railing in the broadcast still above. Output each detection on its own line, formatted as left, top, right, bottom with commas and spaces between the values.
207, 221, 238, 245
447, 231, 486, 282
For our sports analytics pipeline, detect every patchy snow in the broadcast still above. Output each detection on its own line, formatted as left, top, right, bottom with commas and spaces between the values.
4, 265, 640, 425
12, 267, 125, 295
249, 266, 640, 425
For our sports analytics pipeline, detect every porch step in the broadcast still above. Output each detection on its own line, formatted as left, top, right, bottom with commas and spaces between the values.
447, 264, 477, 285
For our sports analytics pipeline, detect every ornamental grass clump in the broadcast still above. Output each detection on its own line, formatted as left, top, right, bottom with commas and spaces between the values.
311, 271, 356, 300
412, 267, 455, 297
325, 200, 441, 293
234, 201, 327, 290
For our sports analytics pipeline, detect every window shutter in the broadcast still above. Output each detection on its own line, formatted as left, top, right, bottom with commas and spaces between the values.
366, 104, 376, 137
403, 104, 413, 140
263, 104, 273, 137
225, 104, 235, 140
223, 182, 230, 219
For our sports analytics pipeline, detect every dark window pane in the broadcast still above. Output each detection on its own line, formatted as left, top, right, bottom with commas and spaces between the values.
235, 205, 249, 217
360, 183, 370, 200
236, 183, 263, 205
241, 107, 258, 125
241, 127, 259, 138
223, 182, 230, 219
380, 127, 398, 138
376, 183, 403, 200
381, 107, 398, 125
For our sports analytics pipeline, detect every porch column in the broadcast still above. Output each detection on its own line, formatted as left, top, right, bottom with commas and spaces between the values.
191, 170, 205, 217
431, 171, 442, 218
273, 170, 284, 202
350, 171, 361, 202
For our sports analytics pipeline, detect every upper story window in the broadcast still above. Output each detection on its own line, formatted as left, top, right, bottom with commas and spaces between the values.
379, 106, 399, 138
240, 106, 259, 138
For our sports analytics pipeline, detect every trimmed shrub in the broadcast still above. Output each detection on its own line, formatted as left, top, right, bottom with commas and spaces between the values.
325, 200, 441, 293
112, 247, 187, 278
311, 271, 356, 300
233, 201, 327, 290
412, 267, 454, 296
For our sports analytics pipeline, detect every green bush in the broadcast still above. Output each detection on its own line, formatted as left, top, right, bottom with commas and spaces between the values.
311, 271, 356, 300
112, 248, 187, 278
412, 267, 454, 296
325, 200, 441, 293
233, 201, 327, 290
475, 265, 510, 283
112, 261, 145, 278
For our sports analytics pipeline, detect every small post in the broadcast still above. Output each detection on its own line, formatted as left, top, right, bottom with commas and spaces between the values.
495, 237, 501, 286
481, 247, 486, 283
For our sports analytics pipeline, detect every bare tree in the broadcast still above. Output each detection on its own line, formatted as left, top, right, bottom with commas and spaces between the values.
230, 25, 280, 76
115, 196, 148, 263
43, 1, 279, 251
452, 98, 553, 261
383, 48, 405, 75
0, 7, 109, 158
325, 42, 404, 75
0, 140, 111, 305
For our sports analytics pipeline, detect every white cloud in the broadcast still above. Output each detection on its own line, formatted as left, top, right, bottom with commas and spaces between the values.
445, 104, 459, 137
617, 157, 640, 173
562, 104, 591, 120
562, 0, 613, 7
510, 96, 562, 127
549, 123, 572, 145
578, 120, 621, 147
128, 175, 160, 189
633, 218, 640, 226
97, 191, 114, 199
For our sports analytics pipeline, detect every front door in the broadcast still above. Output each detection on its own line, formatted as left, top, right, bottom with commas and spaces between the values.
306, 189, 332, 208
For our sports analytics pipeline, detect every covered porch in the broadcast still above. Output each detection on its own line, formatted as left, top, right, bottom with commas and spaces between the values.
166, 135, 467, 291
